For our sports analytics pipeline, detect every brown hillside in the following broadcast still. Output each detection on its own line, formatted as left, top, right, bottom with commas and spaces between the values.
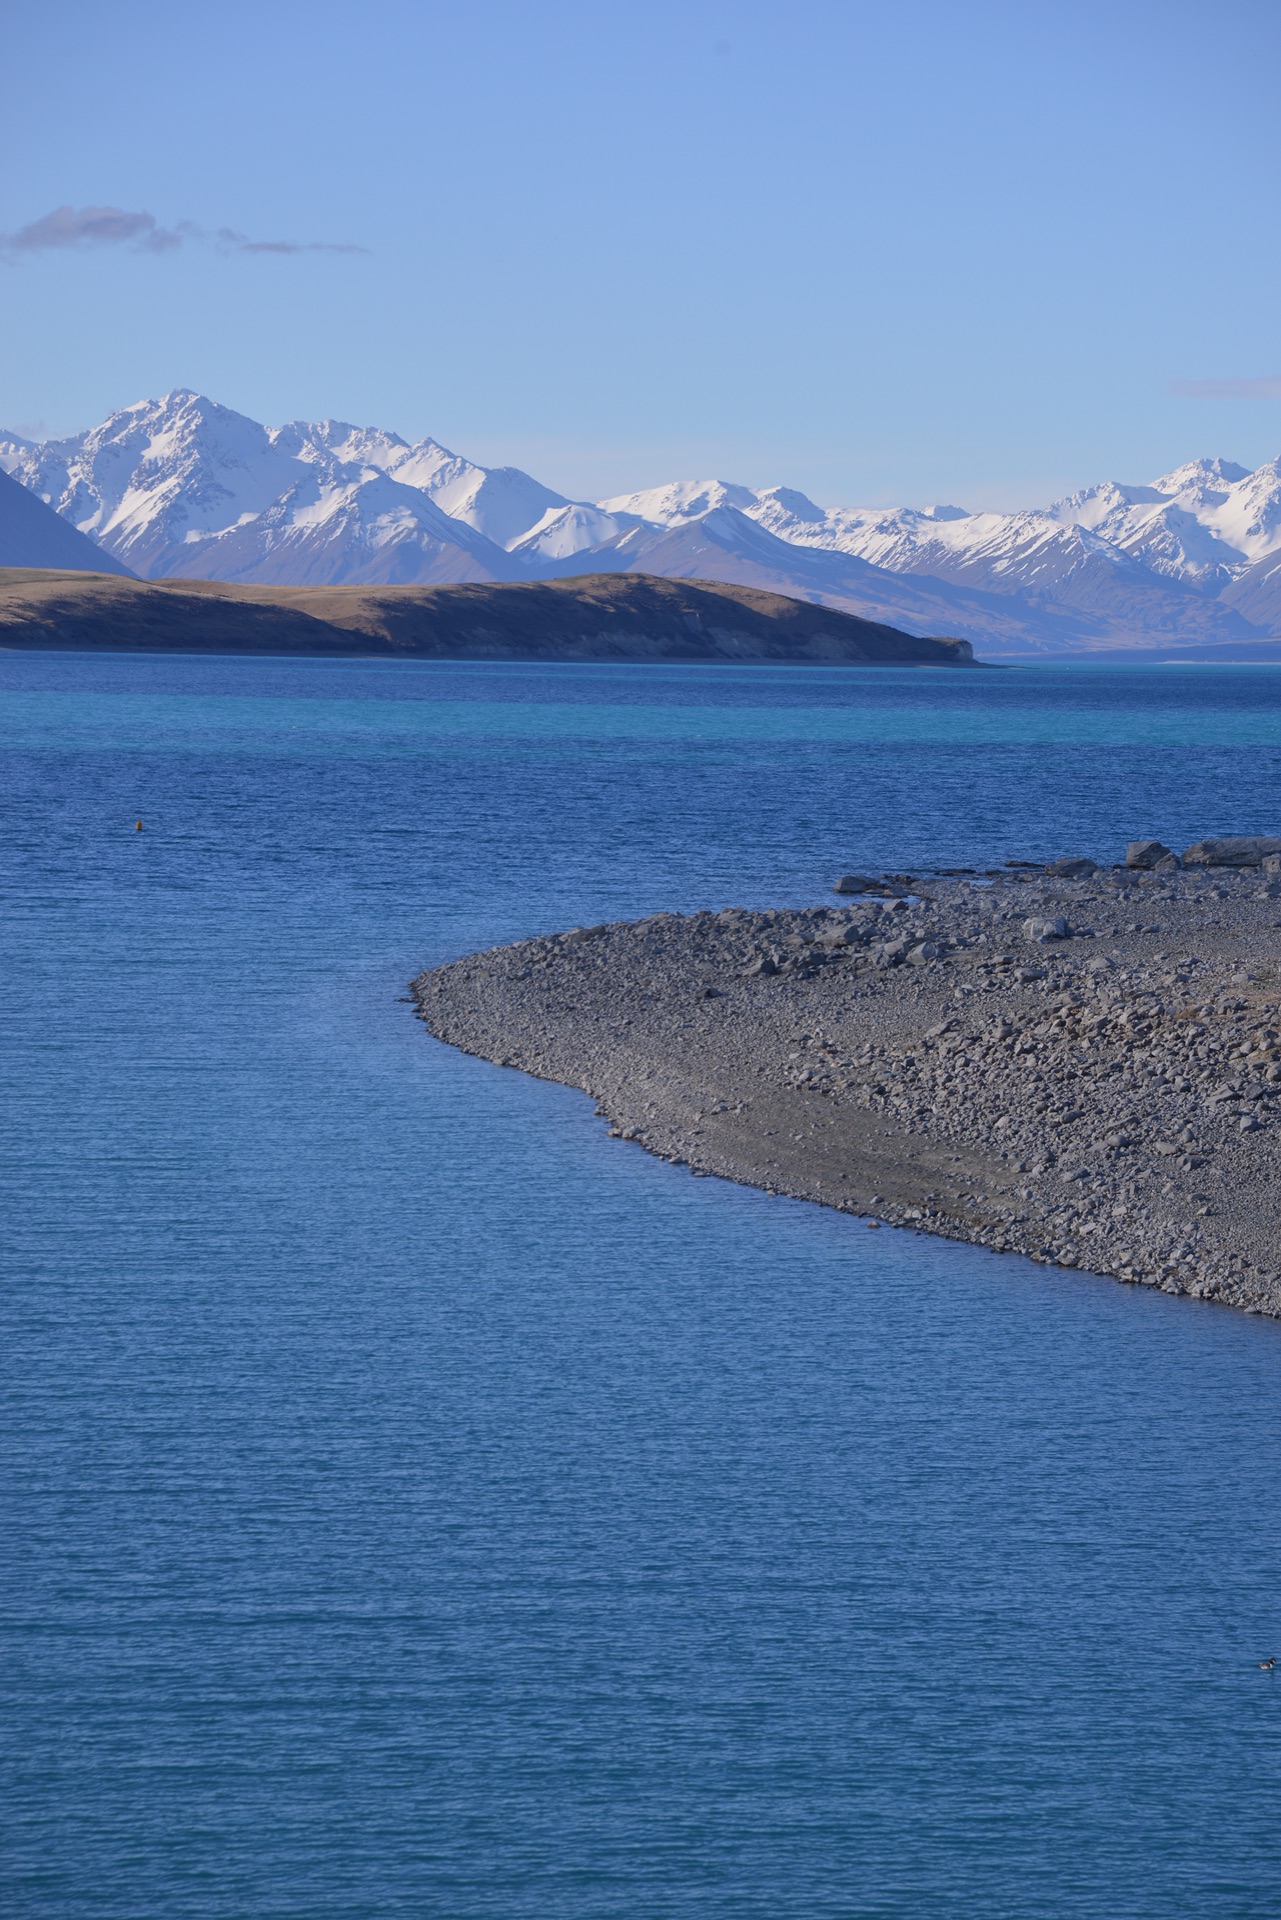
0, 568, 978, 665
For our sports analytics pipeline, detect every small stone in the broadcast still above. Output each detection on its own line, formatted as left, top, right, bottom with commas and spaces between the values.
908, 941, 941, 965
833, 873, 877, 894
1024, 916, 1069, 943
1015, 964, 1049, 982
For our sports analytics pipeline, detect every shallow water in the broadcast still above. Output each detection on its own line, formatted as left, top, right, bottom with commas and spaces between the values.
3, 652, 1281, 1918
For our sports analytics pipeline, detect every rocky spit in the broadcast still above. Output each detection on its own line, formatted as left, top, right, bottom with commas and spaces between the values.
413, 841, 1281, 1318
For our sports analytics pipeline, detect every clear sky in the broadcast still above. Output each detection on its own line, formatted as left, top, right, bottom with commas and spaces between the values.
2, 0, 1279, 509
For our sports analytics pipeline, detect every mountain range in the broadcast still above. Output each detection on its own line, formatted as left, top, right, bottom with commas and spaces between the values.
3, 389, 1281, 654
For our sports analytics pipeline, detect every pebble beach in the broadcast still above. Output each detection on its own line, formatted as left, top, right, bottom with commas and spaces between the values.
415, 838, 1281, 1318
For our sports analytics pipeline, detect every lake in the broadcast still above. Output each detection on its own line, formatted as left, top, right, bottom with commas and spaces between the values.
3, 650, 1280, 1918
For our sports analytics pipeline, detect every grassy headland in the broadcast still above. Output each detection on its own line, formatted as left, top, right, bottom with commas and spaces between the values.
0, 568, 977, 665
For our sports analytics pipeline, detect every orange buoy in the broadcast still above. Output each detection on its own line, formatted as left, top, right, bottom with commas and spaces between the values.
135, 820, 143, 831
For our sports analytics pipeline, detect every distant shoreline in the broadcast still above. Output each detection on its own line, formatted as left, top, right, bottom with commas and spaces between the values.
0, 568, 978, 668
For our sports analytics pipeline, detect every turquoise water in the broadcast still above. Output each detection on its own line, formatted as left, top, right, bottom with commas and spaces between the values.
3, 651, 1281, 1918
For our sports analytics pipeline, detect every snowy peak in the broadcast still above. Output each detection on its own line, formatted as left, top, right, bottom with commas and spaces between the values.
597, 478, 760, 523
0, 389, 306, 573
263, 418, 567, 549
0, 390, 561, 582
1045, 457, 1281, 585
512, 502, 644, 561
757, 486, 828, 522
278, 417, 414, 470
423, 463, 569, 550
1045, 480, 1164, 531
1150, 456, 1252, 499
744, 487, 833, 541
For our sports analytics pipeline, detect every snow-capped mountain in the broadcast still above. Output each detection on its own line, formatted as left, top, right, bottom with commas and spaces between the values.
511, 502, 647, 562
1045, 458, 1281, 592
593, 459, 1281, 645
0, 391, 555, 586
291, 416, 570, 548
3, 389, 1281, 651
600, 465, 1281, 610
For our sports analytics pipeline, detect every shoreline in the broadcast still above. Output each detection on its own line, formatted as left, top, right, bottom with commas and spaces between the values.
412, 856, 1281, 1318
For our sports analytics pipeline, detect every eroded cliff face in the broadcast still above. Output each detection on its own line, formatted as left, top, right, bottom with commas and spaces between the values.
414, 864, 1281, 1317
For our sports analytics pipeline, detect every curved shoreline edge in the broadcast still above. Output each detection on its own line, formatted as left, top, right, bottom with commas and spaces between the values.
413, 865, 1281, 1319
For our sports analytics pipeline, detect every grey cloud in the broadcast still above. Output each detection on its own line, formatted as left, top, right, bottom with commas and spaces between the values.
211, 226, 368, 256
1, 204, 367, 260
2, 205, 184, 253
1170, 376, 1281, 400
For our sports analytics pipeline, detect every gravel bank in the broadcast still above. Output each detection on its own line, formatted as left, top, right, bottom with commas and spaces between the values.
413, 859, 1281, 1317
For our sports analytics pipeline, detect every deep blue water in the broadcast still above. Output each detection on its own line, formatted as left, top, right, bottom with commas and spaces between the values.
3, 651, 1281, 1919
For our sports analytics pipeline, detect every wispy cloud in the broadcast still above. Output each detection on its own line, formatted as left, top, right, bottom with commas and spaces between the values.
208, 226, 368, 257
1170, 375, 1281, 400
0, 204, 368, 260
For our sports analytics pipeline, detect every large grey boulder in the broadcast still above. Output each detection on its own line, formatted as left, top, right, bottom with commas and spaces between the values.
1126, 840, 1175, 869
1182, 837, 1281, 868
1045, 856, 1097, 878
833, 874, 878, 894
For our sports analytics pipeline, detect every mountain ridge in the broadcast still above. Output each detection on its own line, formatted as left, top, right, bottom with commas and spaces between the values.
2, 390, 1279, 653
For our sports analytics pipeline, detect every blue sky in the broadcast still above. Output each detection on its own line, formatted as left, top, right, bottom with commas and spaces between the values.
2, 0, 1279, 508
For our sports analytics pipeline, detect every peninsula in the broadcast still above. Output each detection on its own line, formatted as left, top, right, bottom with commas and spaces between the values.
414, 843, 1281, 1318
0, 568, 976, 666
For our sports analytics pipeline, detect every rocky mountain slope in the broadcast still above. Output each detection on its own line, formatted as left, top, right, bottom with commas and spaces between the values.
3, 390, 1280, 652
